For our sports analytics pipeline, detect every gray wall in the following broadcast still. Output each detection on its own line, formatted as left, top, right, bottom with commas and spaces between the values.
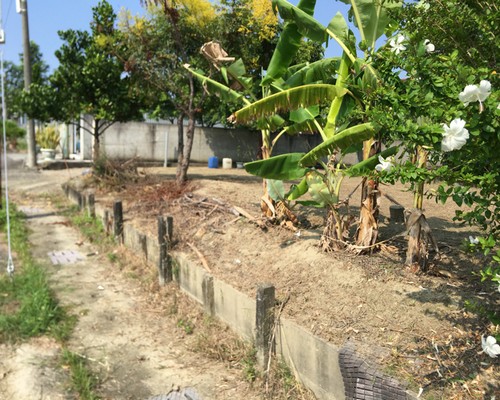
97, 120, 361, 165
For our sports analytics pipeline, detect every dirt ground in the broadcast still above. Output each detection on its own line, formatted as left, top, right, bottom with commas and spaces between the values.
92, 164, 499, 399
1, 157, 499, 399
0, 158, 268, 400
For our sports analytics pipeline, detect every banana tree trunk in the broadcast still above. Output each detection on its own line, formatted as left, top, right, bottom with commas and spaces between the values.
260, 128, 277, 218
406, 147, 433, 271
321, 206, 346, 251
356, 178, 380, 253
355, 139, 381, 252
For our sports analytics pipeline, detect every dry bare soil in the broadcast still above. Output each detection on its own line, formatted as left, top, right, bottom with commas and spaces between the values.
89, 165, 499, 399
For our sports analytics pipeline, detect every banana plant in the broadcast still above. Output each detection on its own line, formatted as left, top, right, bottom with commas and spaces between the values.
237, 0, 402, 250
184, 0, 341, 220
186, 58, 341, 220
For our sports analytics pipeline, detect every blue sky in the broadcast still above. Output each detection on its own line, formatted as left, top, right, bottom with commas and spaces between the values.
0, 0, 351, 71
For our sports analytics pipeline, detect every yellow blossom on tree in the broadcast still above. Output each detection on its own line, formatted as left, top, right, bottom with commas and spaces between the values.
249, 0, 277, 41
133, 17, 147, 34
177, 0, 216, 27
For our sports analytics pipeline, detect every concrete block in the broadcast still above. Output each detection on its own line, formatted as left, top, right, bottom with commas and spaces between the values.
147, 235, 160, 266
176, 255, 207, 305
276, 318, 345, 400
123, 224, 147, 261
213, 279, 256, 342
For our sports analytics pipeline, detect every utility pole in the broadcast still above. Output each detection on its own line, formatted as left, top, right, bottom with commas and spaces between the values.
18, 0, 36, 168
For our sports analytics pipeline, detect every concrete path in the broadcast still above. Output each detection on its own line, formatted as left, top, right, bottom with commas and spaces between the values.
0, 154, 259, 400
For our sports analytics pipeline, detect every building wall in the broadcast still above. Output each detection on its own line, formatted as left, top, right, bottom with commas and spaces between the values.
83, 118, 361, 165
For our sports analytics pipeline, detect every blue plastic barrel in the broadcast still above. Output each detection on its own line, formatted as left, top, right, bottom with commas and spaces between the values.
208, 156, 218, 168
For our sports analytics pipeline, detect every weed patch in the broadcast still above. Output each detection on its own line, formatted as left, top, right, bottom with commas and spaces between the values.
0, 203, 75, 343
61, 349, 101, 400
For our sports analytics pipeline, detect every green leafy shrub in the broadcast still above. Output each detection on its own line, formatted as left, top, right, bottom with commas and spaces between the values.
1, 120, 25, 148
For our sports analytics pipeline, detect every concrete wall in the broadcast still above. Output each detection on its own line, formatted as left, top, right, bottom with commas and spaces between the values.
277, 318, 345, 399
84, 118, 362, 165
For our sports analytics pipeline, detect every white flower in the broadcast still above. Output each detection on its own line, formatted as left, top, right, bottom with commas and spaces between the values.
389, 34, 406, 55
468, 236, 479, 245
375, 155, 394, 172
481, 335, 500, 358
441, 118, 469, 152
459, 80, 491, 106
424, 39, 435, 53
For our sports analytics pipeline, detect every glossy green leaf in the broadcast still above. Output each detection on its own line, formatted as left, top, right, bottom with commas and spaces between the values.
327, 12, 349, 43
263, 0, 318, 85
244, 153, 308, 180
290, 105, 319, 123
284, 58, 339, 88
227, 59, 253, 90
338, 0, 403, 50
323, 52, 351, 137
307, 174, 338, 206
256, 115, 286, 131
282, 119, 320, 135
300, 122, 376, 166
272, 0, 328, 43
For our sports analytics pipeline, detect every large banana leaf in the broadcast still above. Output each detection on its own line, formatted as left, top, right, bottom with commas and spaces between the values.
326, 12, 355, 52
256, 115, 286, 131
271, 0, 328, 44
234, 84, 346, 124
345, 146, 399, 176
263, 0, 317, 85
267, 179, 286, 201
300, 122, 376, 166
220, 59, 253, 90
281, 119, 321, 136
338, 0, 403, 50
290, 105, 319, 123
283, 58, 340, 88
184, 64, 249, 105
244, 153, 308, 180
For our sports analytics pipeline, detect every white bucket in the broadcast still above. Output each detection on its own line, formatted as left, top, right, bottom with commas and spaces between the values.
222, 158, 232, 169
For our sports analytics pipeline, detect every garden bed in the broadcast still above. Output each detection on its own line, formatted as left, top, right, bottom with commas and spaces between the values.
80, 165, 498, 399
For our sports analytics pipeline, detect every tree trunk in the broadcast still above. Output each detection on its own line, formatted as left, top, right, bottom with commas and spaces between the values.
259, 128, 275, 218
320, 206, 346, 252
356, 139, 381, 252
93, 119, 101, 162
175, 114, 185, 183
355, 178, 380, 254
176, 113, 195, 184
406, 212, 423, 267
405, 147, 435, 272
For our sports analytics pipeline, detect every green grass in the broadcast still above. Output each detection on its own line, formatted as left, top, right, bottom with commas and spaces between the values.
242, 346, 258, 382
0, 265, 75, 342
0, 203, 75, 343
68, 211, 112, 246
0, 200, 104, 399
61, 349, 101, 400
